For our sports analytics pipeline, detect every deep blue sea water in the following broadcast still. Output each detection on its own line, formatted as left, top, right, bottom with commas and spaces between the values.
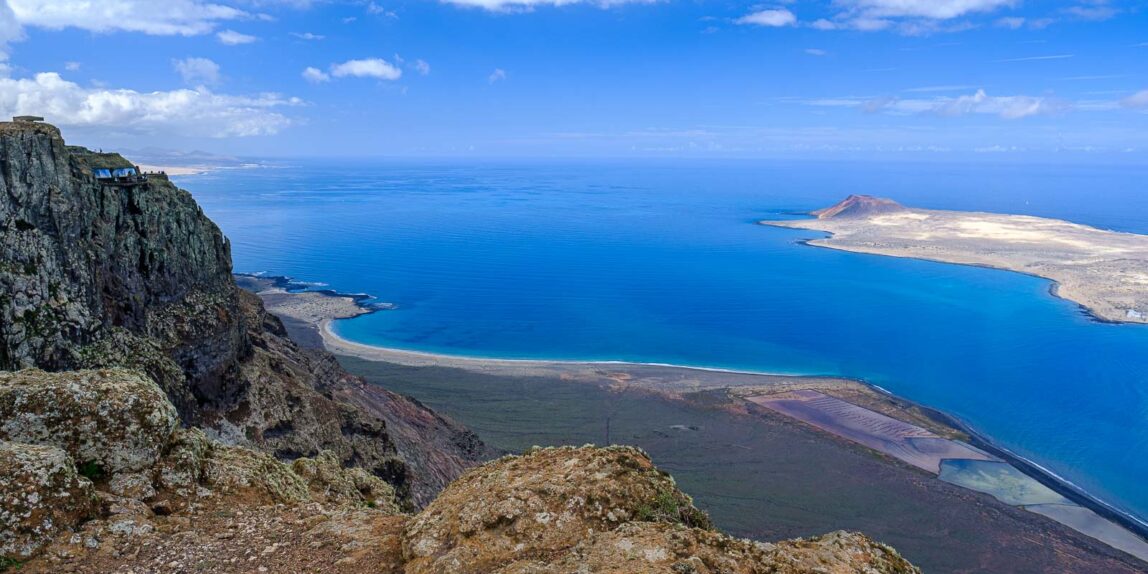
179, 159, 1148, 525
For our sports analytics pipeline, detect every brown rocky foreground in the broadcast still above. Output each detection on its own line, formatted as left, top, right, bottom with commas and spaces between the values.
2, 369, 917, 574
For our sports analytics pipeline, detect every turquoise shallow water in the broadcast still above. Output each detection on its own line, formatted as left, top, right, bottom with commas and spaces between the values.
181, 159, 1148, 525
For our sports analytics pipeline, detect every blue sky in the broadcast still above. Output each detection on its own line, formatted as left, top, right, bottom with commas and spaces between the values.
0, 0, 1145, 158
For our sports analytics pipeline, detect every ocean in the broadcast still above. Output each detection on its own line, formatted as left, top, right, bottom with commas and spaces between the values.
179, 158, 1148, 526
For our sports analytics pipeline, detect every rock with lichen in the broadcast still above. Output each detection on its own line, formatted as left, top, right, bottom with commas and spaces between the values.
0, 441, 98, 560
292, 450, 401, 512
496, 522, 919, 574
0, 368, 178, 475
402, 445, 918, 574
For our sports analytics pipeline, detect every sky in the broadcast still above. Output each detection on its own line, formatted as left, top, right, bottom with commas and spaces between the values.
0, 0, 1145, 159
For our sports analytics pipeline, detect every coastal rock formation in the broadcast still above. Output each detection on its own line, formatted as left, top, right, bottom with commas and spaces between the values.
0, 120, 483, 507
812, 194, 905, 220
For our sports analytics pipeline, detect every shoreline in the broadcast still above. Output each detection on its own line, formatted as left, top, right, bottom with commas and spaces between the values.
241, 273, 1148, 558
324, 317, 1148, 539
785, 234, 1132, 327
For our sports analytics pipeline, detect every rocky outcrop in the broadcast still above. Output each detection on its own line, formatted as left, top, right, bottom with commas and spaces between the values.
0, 369, 178, 475
402, 446, 917, 574
0, 121, 483, 508
0, 441, 97, 560
811, 194, 904, 219
0, 368, 404, 563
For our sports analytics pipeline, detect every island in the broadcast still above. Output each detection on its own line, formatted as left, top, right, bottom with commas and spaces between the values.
761, 195, 1148, 324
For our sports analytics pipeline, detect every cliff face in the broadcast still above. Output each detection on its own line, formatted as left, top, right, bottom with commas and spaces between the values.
0, 121, 483, 507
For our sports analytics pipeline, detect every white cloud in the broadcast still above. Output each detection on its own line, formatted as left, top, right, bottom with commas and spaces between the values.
806, 89, 1067, 119
173, 57, 221, 86
488, 68, 507, 84
736, 8, 797, 27
64, 61, 81, 71
903, 85, 978, 93
1063, 5, 1118, 21
439, 0, 653, 10
301, 66, 329, 83
367, 2, 398, 17
994, 54, 1073, 62
0, 72, 297, 137
413, 59, 431, 76
7, 0, 248, 36
330, 58, 402, 80
814, 0, 1019, 33
804, 48, 828, 56
1122, 90, 1148, 109
0, 2, 24, 61
217, 29, 257, 44
836, 0, 1017, 20
995, 16, 1025, 28
291, 31, 325, 40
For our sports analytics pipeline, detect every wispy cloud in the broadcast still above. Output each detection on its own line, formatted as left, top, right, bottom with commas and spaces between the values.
7, 0, 247, 36
488, 68, 507, 84
804, 48, 828, 56
438, 0, 654, 11
1062, 4, 1119, 21
995, 16, 1025, 29
735, 8, 797, 27
810, 0, 1019, 34
217, 29, 257, 45
291, 32, 325, 41
903, 85, 978, 93
1059, 74, 1125, 81
1122, 90, 1148, 109
173, 57, 221, 86
994, 54, 1074, 62
803, 89, 1072, 120
302, 66, 329, 83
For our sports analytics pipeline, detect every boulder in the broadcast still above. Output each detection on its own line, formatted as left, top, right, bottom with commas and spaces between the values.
292, 450, 400, 512
0, 369, 179, 475
0, 441, 98, 560
402, 445, 711, 574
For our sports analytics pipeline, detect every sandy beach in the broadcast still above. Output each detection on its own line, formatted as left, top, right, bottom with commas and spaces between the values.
243, 274, 1148, 567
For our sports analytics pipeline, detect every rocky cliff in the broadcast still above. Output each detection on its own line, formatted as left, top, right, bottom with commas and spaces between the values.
0, 120, 482, 508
